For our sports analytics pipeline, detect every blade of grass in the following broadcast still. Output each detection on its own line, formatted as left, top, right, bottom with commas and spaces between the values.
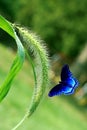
0, 15, 25, 102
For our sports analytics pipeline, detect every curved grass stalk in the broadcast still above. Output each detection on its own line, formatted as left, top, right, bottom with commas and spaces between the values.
11, 25, 49, 129
17, 26, 49, 115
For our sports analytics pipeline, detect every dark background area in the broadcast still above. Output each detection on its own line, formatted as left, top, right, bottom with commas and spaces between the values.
0, 0, 87, 58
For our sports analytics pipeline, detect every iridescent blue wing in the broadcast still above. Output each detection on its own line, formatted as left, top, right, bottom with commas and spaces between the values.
62, 77, 79, 95
61, 64, 72, 81
48, 82, 75, 97
48, 83, 63, 97
62, 82, 76, 95
48, 79, 78, 97
48, 64, 79, 97
48, 78, 79, 97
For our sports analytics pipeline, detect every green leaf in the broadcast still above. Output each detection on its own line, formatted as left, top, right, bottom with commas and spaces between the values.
0, 15, 14, 38
0, 15, 25, 102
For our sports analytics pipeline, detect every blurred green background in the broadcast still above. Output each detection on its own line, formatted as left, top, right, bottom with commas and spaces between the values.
0, 0, 87, 130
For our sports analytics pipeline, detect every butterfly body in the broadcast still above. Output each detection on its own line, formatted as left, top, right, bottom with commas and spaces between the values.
48, 64, 79, 97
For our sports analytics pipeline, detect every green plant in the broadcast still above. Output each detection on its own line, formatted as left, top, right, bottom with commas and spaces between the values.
0, 15, 49, 130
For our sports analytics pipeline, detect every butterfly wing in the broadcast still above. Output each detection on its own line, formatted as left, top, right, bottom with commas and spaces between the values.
48, 82, 75, 97
61, 64, 72, 81
48, 83, 64, 97
48, 64, 79, 97
48, 79, 79, 97
62, 77, 79, 95
61, 64, 79, 93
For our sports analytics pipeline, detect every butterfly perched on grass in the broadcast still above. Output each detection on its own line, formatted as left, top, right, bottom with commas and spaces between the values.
48, 64, 79, 97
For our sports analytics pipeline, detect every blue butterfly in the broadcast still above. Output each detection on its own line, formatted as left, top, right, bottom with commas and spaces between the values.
48, 64, 79, 97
